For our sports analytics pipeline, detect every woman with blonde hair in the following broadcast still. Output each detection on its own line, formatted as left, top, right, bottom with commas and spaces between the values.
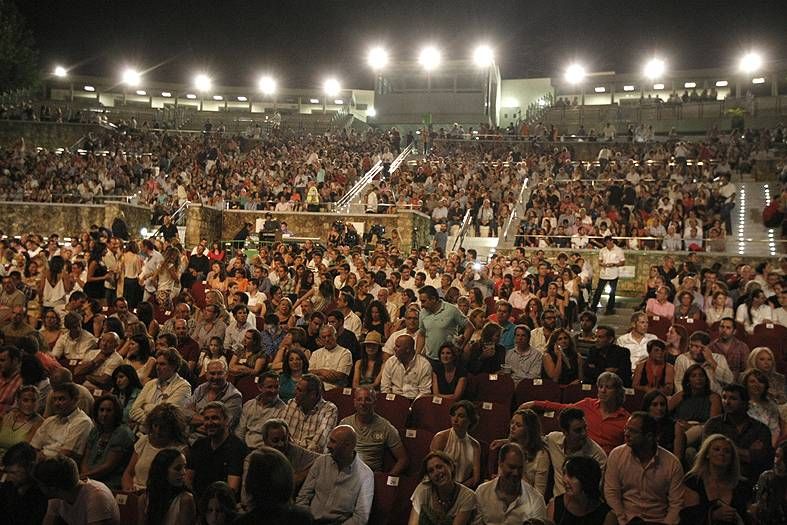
681, 434, 752, 524
747, 346, 787, 405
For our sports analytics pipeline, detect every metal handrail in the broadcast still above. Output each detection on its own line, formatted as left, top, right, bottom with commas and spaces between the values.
334, 161, 383, 209
149, 200, 190, 238
451, 209, 472, 252
502, 177, 529, 242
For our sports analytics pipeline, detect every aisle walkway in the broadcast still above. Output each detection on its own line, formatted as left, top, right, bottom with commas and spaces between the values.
727, 180, 780, 257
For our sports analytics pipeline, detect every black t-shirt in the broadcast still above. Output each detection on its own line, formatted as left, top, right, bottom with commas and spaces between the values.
160, 223, 179, 241
187, 434, 247, 498
0, 481, 48, 525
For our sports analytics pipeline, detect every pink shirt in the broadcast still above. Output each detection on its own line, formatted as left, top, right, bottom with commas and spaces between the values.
645, 298, 675, 319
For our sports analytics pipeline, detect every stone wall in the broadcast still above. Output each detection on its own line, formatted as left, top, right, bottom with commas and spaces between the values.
0, 120, 103, 149
185, 205, 223, 247
0, 201, 150, 238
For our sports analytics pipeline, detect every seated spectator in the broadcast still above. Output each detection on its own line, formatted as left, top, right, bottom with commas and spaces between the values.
542, 328, 580, 384
675, 331, 734, 395
632, 339, 675, 395
752, 440, 787, 523
705, 290, 734, 325
224, 304, 256, 352
35, 455, 120, 525
79, 394, 134, 491
747, 346, 787, 405
670, 363, 722, 448
198, 335, 228, 380
193, 303, 227, 352
254, 418, 317, 494
616, 312, 657, 370
408, 451, 478, 525
122, 334, 156, 384
674, 290, 704, 321
109, 364, 142, 422
645, 286, 675, 320
228, 328, 267, 377
340, 386, 408, 474
173, 319, 201, 376
681, 434, 753, 524
431, 342, 467, 401
281, 374, 338, 453
521, 371, 629, 454
604, 412, 685, 525
546, 455, 609, 525
187, 401, 247, 498
128, 347, 192, 429
488, 409, 549, 495
75, 332, 123, 390
543, 407, 607, 497
430, 400, 481, 488
708, 317, 750, 380
51, 312, 97, 362
44, 367, 94, 417
139, 449, 196, 525
703, 383, 774, 482
476, 442, 547, 524
295, 425, 373, 524
530, 309, 558, 353
0, 345, 23, 415
584, 325, 632, 387
463, 322, 506, 374
31, 382, 94, 461
278, 347, 309, 402
351, 331, 387, 389
0, 385, 42, 457
184, 360, 242, 439
326, 308, 360, 359
741, 368, 786, 446
505, 325, 542, 385
0, 442, 48, 525
236, 370, 287, 449
39, 309, 64, 352
237, 447, 313, 524
380, 334, 432, 399
736, 288, 774, 333
309, 325, 352, 390
642, 390, 685, 459
122, 403, 188, 491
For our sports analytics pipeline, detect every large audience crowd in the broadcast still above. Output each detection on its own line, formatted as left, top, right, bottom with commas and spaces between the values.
0, 208, 786, 525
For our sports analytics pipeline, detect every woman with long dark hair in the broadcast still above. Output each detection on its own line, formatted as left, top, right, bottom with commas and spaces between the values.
736, 288, 774, 334
80, 394, 134, 490
431, 343, 467, 403
362, 300, 391, 340
668, 364, 722, 450
542, 328, 580, 385
139, 448, 196, 525
110, 364, 143, 420
352, 332, 387, 389
753, 440, 787, 523
547, 455, 609, 525
136, 301, 160, 340
488, 409, 549, 495
197, 481, 238, 525
84, 243, 109, 304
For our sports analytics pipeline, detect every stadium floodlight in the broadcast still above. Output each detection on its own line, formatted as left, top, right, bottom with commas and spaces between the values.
739, 51, 763, 74
54, 66, 67, 78
135, 90, 147, 96
194, 73, 212, 92
472, 44, 494, 67
237, 96, 248, 102
122, 68, 141, 87
367, 47, 389, 71
367, 107, 376, 117
323, 78, 341, 97
643, 57, 666, 79
564, 63, 586, 84
258, 75, 277, 96
418, 45, 442, 72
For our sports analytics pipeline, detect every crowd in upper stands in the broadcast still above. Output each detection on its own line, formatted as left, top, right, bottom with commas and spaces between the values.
0, 206, 786, 524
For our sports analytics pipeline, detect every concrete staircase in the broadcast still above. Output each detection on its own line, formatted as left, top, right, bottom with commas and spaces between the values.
728, 178, 782, 257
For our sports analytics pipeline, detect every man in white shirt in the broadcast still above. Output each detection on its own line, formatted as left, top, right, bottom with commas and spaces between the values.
475, 442, 547, 524
51, 312, 97, 363
590, 236, 625, 315
571, 225, 590, 250
75, 332, 123, 390
674, 331, 734, 394
616, 313, 658, 370
337, 291, 362, 339
309, 325, 352, 390
138, 239, 164, 302
398, 265, 418, 293
128, 347, 192, 428
383, 306, 420, 355
380, 334, 432, 399
31, 383, 94, 461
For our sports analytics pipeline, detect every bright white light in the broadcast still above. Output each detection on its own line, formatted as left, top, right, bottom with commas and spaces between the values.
643, 57, 666, 79
653, 83, 665, 90
418, 46, 442, 72
135, 90, 147, 96
309, 98, 320, 104
752, 77, 765, 84
54, 66, 67, 77
739, 52, 763, 74
212, 95, 223, 101
684, 82, 696, 88
503, 98, 519, 108
161, 92, 172, 97
594, 86, 606, 93
258, 75, 277, 95
186, 93, 197, 99
366, 107, 376, 117
367, 47, 389, 71
237, 96, 248, 102
83, 85, 95, 92
323, 78, 341, 97
194, 73, 212, 92
537, 99, 547, 107
564, 63, 586, 84
334, 99, 344, 105
472, 44, 494, 67
140, 228, 148, 237
122, 68, 141, 86
715, 80, 728, 87
623, 85, 635, 91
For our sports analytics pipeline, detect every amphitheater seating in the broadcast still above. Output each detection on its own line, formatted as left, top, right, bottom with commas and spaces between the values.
466, 373, 515, 406
375, 393, 412, 431
410, 395, 453, 433
323, 387, 355, 420
514, 378, 562, 407
400, 428, 434, 477
472, 401, 511, 445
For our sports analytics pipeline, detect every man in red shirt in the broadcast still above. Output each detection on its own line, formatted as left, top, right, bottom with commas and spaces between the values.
519, 371, 629, 454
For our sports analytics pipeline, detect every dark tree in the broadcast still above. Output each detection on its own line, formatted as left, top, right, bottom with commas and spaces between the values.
0, 0, 39, 91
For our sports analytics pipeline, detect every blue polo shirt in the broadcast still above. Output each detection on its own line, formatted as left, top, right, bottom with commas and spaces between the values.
418, 300, 468, 359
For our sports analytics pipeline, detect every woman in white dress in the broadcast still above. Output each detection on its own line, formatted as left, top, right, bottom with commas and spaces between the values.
430, 400, 481, 488
39, 255, 73, 319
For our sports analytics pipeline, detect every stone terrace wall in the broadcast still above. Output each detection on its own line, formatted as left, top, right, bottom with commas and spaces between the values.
0, 201, 150, 237
0, 121, 103, 149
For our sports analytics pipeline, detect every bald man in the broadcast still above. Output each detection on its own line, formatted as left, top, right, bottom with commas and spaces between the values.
296, 425, 374, 525
76, 332, 123, 390
380, 334, 432, 399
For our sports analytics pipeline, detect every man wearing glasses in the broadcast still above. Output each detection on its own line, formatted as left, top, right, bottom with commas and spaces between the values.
383, 305, 420, 355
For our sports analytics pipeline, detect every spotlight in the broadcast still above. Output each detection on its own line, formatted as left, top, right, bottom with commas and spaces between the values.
122, 68, 141, 87
565, 63, 586, 84
194, 73, 212, 92
418, 46, 442, 72
367, 47, 389, 71
258, 75, 276, 96
643, 57, 666, 79
54, 66, 67, 78
739, 51, 763, 74
472, 44, 494, 67
323, 78, 341, 97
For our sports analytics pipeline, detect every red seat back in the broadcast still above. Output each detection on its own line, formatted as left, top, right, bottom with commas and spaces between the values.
323, 387, 356, 421
375, 393, 412, 431
748, 323, 787, 374
410, 395, 453, 433
471, 401, 511, 445
514, 378, 562, 407
673, 317, 708, 338
647, 316, 672, 340
400, 428, 435, 477
466, 373, 515, 406
560, 382, 597, 404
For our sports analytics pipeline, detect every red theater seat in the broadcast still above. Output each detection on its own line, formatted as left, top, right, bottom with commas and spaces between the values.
410, 395, 453, 433
466, 372, 515, 406
514, 378, 562, 407
323, 387, 355, 420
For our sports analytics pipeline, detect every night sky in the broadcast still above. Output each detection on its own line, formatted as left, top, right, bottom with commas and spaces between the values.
19, 0, 787, 89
